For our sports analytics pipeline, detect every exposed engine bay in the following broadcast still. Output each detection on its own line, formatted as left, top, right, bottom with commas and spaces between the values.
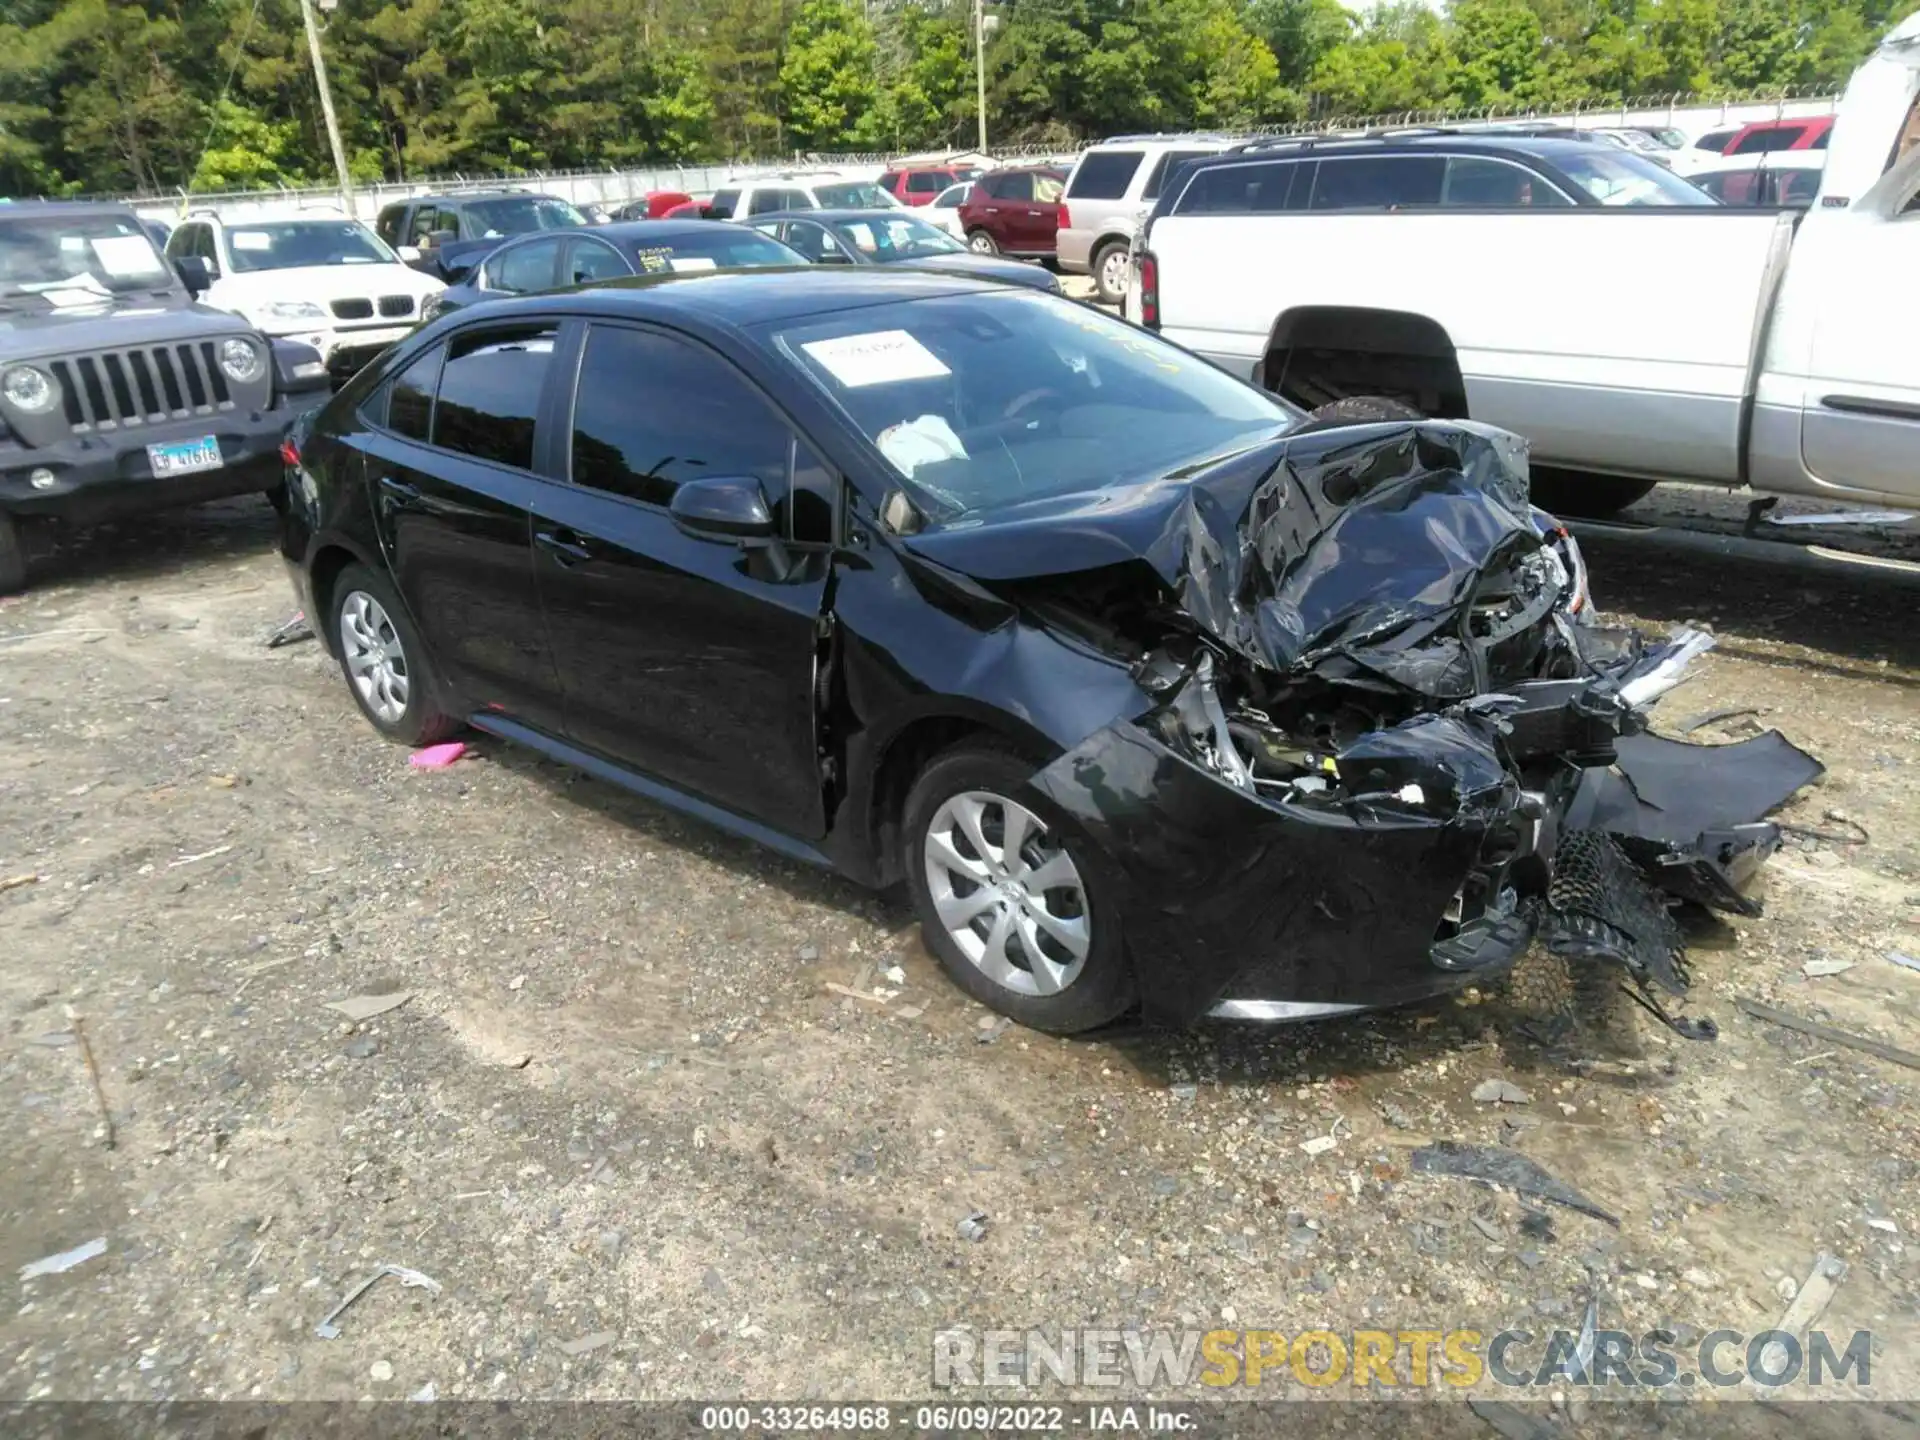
959, 419, 1822, 1034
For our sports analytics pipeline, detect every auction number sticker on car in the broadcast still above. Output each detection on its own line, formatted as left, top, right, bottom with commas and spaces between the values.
801, 330, 949, 388
147, 436, 224, 477
89, 234, 164, 277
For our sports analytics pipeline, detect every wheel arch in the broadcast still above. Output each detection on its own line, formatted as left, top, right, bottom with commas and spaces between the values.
306, 535, 384, 661
1256, 306, 1468, 419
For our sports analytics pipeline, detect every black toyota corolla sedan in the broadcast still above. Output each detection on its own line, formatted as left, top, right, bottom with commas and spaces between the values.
277, 270, 1808, 1036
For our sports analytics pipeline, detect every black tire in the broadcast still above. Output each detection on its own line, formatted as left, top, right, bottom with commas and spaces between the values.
1090, 239, 1131, 306
1528, 469, 1657, 519
966, 228, 1001, 256
263, 483, 288, 517
1290, 395, 1424, 435
902, 741, 1135, 1034
0, 511, 25, 596
325, 562, 460, 746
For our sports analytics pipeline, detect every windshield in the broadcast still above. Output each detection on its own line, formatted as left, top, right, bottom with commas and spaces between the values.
812, 181, 901, 209
461, 196, 587, 237
770, 291, 1293, 525
1556, 150, 1717, 206
630, 229, 804, 272
0, 212, 173, 296
225, 219, 396, 272
830, 215, 965, 261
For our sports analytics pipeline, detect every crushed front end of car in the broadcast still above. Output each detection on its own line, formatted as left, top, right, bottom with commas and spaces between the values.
916, 419, 1819, 1032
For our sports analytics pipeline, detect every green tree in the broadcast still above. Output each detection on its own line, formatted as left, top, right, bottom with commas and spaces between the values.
778, 0, 878, 149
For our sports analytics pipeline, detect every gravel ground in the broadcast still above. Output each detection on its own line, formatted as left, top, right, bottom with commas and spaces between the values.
2, 494, 1917, 1424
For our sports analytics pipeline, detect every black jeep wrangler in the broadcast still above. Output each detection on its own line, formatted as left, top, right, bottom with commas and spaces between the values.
0, 202, 331, 593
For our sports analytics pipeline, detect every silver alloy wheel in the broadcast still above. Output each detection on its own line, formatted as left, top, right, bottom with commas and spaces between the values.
1099, 246, 1131, 299
968, 231, 996, 253
923, 790, 1090, 997
339, 589, 411, 725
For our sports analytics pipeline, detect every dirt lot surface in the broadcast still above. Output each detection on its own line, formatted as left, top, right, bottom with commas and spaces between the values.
3, 495, 1918, 1426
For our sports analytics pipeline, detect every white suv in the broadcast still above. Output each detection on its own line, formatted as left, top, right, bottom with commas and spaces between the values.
1058, 135, 1236, 303
706, 173, 905, 222
165, 210, 443, 382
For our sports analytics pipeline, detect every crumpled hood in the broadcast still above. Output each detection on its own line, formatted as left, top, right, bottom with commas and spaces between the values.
902, 418, 1545, 697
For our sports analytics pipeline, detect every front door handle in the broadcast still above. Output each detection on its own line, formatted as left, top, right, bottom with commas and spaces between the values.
536, 528, 594, 566
378, 475, 422, 510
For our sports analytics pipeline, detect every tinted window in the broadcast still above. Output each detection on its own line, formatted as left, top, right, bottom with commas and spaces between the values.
1142, 149, 1214, 200
1067, 150, 1144, 200
386, 345, 443, 443
1441, 157, 1570, 207
376, 208, 403, 247
570, 326, 789, 508
749, 188, 806, 215
1732, 127, 1797, 155
1809, 128, 1829, 150
490, 238, 561, 294
1776, 168, 1821, 206
780, 220, 846, 263
906, 171, 945, 194
1696, 129, 1737, 152
568, 238, 630, 284
409, 208, 442, 244
987, 172, 1032, 202
708, 189, 740, 219
1173, 160, 1303, 214
460, 196, 586, 235
811, 181, 894, 207
934, 184, 971, 208
433, 327, 556, 470
1310, 156, 1445, 209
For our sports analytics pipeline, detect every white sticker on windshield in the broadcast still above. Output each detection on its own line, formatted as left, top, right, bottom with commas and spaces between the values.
89, 235, 161, 276
801, 330, 950, 388
230, 232, 273, 251
667, 256, 717, 273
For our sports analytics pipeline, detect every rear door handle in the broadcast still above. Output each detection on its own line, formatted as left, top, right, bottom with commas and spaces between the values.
536, 528, 594, 566
378, 475, 422, 509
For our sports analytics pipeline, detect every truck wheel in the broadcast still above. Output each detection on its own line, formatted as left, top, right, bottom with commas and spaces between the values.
1091, 240, 1131, 305
1290, 396, 1424, 434
1529, 470, 1656, 519
0, 511, 26, 596
967, 228, 1000, 255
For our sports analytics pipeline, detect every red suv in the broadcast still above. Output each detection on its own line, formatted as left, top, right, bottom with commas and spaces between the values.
957, 167, 1067, 257
1719, 116, 1834, 155
880, 165, 980, 206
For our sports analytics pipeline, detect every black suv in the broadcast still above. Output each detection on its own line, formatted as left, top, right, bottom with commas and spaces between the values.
0, 202, 332, 593
1146, 126, 1713, 216
372, 191, 589, 283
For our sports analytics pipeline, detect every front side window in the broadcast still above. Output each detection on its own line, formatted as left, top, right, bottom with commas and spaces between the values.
1067, 150, 1144, 200
489, 238, 562, 294
569, 325, 790, 509
987, 172, 1033, 202
222, 220, 395, 273
779, 221, 846, 264
830, 216, 963, 261
433, 326, 556, 469
568, 238, 631, 285
934, 184, 971, 209
1554, 149, 1718, 206
707, 189, 741, 219
1441, 157, 1571, 207
458, 196, 586, 237
770, 291, 1292, 526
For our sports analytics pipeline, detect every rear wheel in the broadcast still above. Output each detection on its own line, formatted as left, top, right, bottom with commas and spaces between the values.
1091, 240, 1131, 306
903, 742, 1135, 1034
327, 562, 460, 746
966, 228, 1000, 255
0, 511, 25, 596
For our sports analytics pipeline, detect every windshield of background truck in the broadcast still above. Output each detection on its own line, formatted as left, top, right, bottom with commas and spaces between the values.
1557, 150, 1719, 205
0, 213, 174, 295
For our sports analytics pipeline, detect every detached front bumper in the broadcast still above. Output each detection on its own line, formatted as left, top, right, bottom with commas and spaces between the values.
0, 392, 327, 526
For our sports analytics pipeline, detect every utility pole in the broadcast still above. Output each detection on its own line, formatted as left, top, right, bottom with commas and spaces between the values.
974, 0, 988, 152
300, 0, 356, 216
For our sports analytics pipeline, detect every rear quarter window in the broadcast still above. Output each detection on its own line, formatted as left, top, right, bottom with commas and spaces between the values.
1172, 160, 1305, 214
1143, 150, 1216, 200
1067, 150, 1145, 200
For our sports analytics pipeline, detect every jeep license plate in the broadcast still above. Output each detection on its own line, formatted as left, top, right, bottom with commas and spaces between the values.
148, 436, 223, 477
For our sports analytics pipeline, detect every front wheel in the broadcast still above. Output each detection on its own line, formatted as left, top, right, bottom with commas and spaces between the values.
1528, 470, 1657, 519
327, 562, 460, 746
966, 228, 1000, 255
903, 742, 1135, 1034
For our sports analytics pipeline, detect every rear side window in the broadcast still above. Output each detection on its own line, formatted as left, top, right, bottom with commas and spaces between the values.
1732, 127, 1796, 155
433, 327, 556, 470
1173, 160, 1304, 214
1810, 128, 1830, 150
570, 326, 789, 508
386, 346, 443, 443
708, 189, 740, 219
1310, 156, 1445, 209
986, 172, 1032, 201
1068, 150, 1145, 200
1143, 150, 1215, 200
905, 171, 945, 195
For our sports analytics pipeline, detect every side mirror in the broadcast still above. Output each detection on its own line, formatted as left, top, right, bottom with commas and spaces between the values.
816, 251, 853, 265
174, 255, 212, 295
396, 244, 421, 263
668, 475, 775, 542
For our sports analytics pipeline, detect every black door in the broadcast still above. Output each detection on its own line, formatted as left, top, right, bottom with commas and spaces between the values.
363, 324, 567, 731
530, 321, 832, 839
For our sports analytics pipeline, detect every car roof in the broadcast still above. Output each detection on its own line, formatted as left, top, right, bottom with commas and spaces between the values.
1195, 131, 1613, 164
0, 200, 140, 218
753, 208, 936, 224
562, 219, 743, 244
466, 267, 1008, 327
436, 191, 568, 205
